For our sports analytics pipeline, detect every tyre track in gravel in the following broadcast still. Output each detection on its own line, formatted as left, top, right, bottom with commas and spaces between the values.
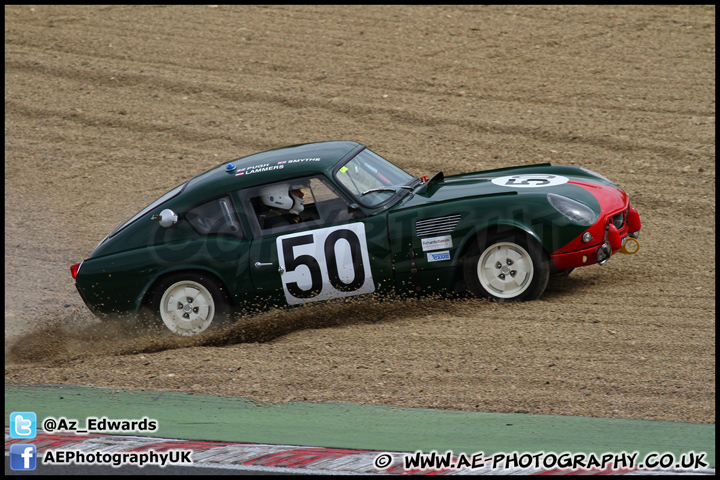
7, 53, 707, 168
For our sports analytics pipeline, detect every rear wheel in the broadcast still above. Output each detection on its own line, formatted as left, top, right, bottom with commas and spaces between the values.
149, 273, 230, 336
463, 233, 550, 301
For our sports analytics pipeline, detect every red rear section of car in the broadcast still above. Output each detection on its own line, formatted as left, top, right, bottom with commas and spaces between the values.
70, 262, 82, 279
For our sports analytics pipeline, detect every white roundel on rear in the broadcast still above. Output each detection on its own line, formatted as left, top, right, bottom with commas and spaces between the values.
492, 174, 569, 188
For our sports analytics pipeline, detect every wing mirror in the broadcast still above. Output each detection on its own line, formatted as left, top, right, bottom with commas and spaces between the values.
151, 209, 178, 228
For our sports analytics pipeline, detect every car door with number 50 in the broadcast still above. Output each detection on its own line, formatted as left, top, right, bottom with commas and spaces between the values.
246, 180, 393, 307
276, 223, 376, 304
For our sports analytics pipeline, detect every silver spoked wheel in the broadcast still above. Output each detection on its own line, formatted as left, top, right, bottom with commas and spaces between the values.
477, 242, 534, 299
159, 280, 215, 336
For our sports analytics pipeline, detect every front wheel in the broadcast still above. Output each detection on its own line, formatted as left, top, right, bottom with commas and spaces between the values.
149, 273, 230, 336
463, 234, 550, 302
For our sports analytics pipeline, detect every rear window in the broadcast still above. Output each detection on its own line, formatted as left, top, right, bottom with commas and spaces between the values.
186, 196, 244, 237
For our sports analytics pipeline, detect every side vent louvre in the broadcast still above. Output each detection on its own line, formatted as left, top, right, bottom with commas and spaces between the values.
415, 214, 461, 237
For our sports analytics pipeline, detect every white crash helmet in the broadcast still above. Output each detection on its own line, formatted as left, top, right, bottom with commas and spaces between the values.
259, 184, 304, 214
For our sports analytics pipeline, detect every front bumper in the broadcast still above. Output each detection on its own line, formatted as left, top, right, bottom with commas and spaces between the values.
551, 206, 641, 270
551, 243, 608, 270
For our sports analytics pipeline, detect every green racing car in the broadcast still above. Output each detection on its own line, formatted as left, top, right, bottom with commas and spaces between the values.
71, 141, 642, 336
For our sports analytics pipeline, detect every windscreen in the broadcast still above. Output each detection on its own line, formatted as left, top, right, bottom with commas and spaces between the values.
335, 149, 414, 206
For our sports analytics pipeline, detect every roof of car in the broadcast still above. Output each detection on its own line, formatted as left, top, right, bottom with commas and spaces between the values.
183, 140, 363, 197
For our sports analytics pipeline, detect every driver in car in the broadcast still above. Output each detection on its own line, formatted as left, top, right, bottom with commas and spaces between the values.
258, 183, 305, 229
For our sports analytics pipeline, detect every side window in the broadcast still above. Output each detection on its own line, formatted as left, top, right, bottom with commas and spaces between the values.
185, 196, 244, 237
308, 177, 356, 225
244, 176, 359, 237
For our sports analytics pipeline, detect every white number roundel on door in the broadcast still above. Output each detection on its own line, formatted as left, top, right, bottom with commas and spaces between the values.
277, 223, 375, 305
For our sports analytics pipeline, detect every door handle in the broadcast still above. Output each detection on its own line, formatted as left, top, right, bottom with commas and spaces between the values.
255, 262, 283, 274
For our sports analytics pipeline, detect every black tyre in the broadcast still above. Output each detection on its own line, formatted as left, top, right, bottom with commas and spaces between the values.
463, 233, 550, 302
149, 272, 230, 336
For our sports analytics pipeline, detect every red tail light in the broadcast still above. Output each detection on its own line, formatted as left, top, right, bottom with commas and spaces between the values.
70, 263, 82, 279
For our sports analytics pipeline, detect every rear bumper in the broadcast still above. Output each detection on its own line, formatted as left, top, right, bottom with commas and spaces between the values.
75, 283, 99, 317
